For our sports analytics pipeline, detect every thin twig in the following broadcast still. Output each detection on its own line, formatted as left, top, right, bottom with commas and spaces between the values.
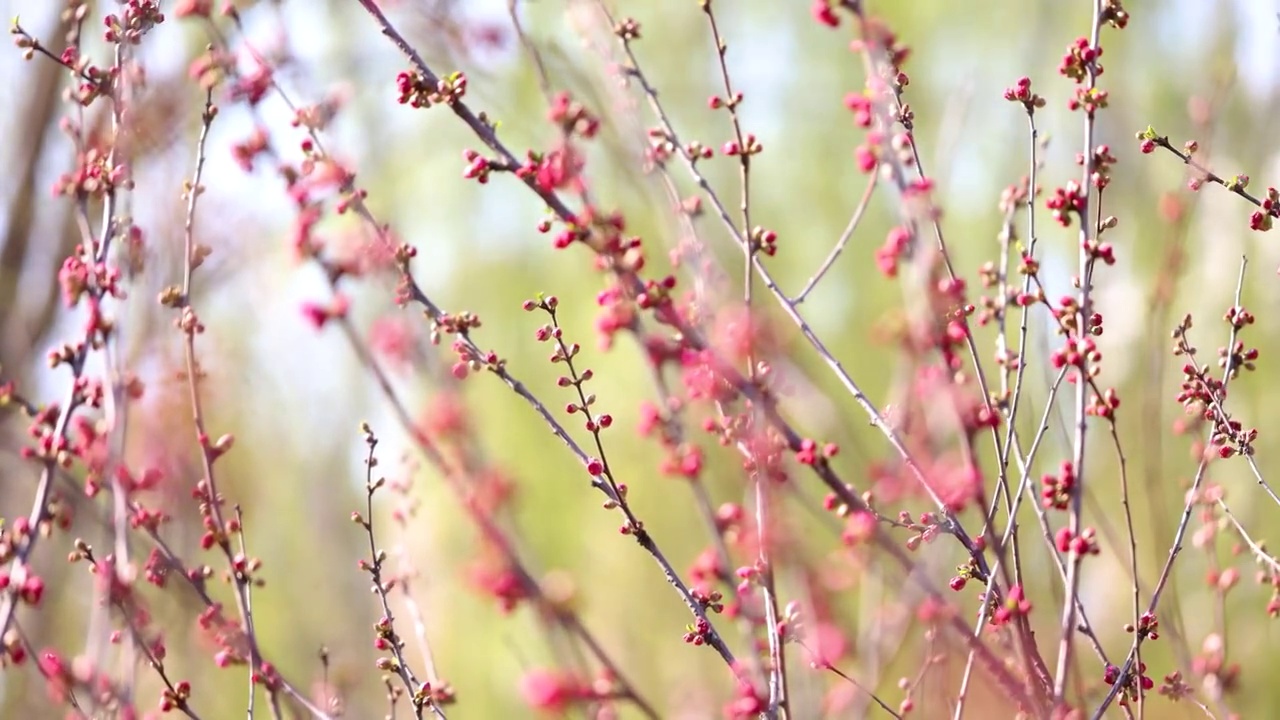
793, 173, 879, 305
355, 427, 447, 720
1055, 0, 1107, 701
1092, 256, 1251, 719
176, 89, 282, 720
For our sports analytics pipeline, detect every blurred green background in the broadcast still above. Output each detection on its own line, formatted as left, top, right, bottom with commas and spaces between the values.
3, 0, 1280, 717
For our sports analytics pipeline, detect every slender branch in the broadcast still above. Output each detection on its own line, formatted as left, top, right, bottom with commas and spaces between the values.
793, 172, 880, 305
355, 427, 447, 720
1092, 256, 1251, 718
1056, 0, 1107, 701
804, 644, 902, 720
175, 89, 282, 720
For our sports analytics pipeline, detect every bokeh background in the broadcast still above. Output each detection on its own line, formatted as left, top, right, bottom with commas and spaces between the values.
3, 0, 1280, 717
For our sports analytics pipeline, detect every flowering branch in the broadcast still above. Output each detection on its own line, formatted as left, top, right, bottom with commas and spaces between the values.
353, 426, 448, 720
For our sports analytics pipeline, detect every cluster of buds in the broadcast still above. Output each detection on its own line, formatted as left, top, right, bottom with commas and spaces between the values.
1041, 461, 1076, 510
104, 0, 165, 45
1104, 662, 1154, 706
1002, 77, 1046, 111
1055, 526, 1100, 556
1059, 37, 1104, 83
1249, 187, 1280, 232
396, 70, 467, 109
